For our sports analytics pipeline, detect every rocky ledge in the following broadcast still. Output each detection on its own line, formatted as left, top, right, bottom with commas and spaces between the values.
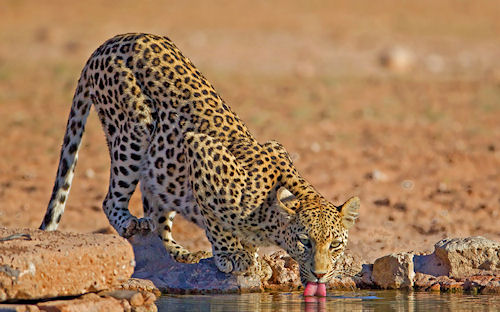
1, 227, 499, 311
132, 232, 500, 294
365, 236, 500, 293
0, 227, 158, 311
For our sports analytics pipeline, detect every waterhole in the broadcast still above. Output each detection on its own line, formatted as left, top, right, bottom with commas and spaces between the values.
157, 290, 500, 311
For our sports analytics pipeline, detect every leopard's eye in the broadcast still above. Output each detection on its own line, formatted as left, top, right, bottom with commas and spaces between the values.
297, 234, 312, 248
330, 241, 342, 251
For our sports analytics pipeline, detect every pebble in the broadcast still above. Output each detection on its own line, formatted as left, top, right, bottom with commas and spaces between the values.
401, 180, 414, 190
379, 46, 415, 73
310, 142, 321, 153
373, 198, 391, 206
85, 168, 95, 179
366, 170, 388, 182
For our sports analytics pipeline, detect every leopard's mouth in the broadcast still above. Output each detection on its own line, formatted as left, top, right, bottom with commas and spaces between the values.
300, 268, 332, 285
304, 282, 327, 297
302, 270, 330, 297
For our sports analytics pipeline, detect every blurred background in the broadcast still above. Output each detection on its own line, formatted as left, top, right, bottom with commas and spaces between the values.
0, 0, 499, 262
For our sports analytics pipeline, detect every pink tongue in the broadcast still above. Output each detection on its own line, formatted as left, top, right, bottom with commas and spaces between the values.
304, 282, 327, 297
316, 283, 327, 296
304, 282, 318, 296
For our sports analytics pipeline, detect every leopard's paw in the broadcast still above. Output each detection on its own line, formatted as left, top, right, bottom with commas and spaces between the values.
175, 250, 212, 264
214, 250, 258, 275
122, 217, 155, 238
137, 217, 156, 232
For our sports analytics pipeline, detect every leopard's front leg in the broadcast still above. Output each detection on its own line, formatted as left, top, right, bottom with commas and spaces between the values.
184, 132, 258, 274
204, 214, 258, 274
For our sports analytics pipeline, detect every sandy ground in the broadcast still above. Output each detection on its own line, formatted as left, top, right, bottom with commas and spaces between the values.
0, 0, 499, 263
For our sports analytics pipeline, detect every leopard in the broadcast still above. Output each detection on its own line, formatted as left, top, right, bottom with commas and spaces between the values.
39, 33, 360, 294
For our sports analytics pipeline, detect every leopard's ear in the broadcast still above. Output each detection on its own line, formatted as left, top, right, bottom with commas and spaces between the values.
277, 187, 297, 216
340, 196, 360, 229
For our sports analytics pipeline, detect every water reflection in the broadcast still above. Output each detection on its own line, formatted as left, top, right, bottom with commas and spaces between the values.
157, 290, 500, 312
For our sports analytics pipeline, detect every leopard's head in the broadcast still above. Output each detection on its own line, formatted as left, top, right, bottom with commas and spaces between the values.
276, 187, 359, 288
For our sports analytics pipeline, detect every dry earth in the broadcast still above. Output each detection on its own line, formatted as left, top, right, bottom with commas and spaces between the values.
0, 0, 499, 264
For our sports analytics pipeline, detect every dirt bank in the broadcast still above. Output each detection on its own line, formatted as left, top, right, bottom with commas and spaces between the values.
0, 0, 499, 263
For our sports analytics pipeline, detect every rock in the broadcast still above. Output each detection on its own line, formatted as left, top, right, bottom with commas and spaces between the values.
37, 293, 123, 312
98, 290, 158, 312
379, 46, 415, 73
261, 251, 301, 291
0, 227, 134, 302
327, 276, 357, 290
130, 232, 261, 294
429, 283, 441, 291
372, 252, 415, 289
0, 291, 158, 312
365, 170, 388, 182
434, 237, 500, 279
414, 253, 449, 277
118, 278, 161, 298
356, 264, 375, 288
335, 252, 363, 276
99, 290, 144, 305
463, 275, 500, 294
0, 304, 39, 312
481, 278, 500, 294
435, 276, 463, 292
129, 292, 145, 307
373, 198, 390, 206
413, 272, 437, 290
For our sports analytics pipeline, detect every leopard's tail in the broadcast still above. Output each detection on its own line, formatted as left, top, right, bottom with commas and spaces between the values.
40, 69, 93, 230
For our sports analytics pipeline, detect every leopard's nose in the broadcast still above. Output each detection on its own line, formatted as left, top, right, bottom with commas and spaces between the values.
313, 272, 326, 279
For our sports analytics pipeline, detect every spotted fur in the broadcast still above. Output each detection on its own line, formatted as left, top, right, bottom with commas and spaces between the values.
40, 33, 360, 282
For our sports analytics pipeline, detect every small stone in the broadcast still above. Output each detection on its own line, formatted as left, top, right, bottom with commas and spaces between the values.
0, 304, 40, 312
142, 292, 157, 305
379, 46, 415, 73
413, 272, 435, 289
37, 296, 123, 312
310, 142, 321, 153
118, 278, 161, 298
393, 202, 407, 211
430, 283, 441, 291
129, 292, 144, 307
263, 251, 301, 289
437, 182, 450, 193
85, 168, 95, 179
372, 252, 415, 289
365, 170, 388, 182
401, 180, 414, 190
327, 277, 356, 290
437, 276, 464, 292
356, 264, 374, 287
373, 198, 390, 206
463, 275, 494, 288
120, 299, 132, 312
482, 279, 500, 294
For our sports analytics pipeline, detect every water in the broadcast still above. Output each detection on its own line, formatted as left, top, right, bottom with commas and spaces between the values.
157, 290, 500, 311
